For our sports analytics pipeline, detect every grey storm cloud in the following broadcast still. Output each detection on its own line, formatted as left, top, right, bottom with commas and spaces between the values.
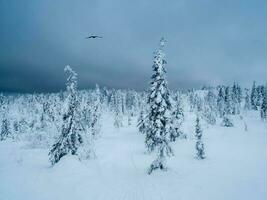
1, 0, 267, 93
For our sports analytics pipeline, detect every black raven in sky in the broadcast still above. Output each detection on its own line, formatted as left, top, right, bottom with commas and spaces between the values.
85, 35, 103, 39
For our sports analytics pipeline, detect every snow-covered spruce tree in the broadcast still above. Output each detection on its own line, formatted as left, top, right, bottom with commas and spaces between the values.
137, 97, 149, 134
170, 93, 185, 141
203, 102, 216, 125
260, 86, 267, 121
49, 66, 83, 165
203, 90, 217, 125
205, 90, 217, 113
236, 83, 242, 109
217, 86, 225, 118
221, 87, 234, 127
188, 90, 195, 112
112, 92, 123, 128
195, 116, 205, 159
224, 86, 232, 115
90, 84, 102, 138
231, 83, 241, 115
146, 38, 173, 174
256, 85, 264, 107
244, 88, 251, 111
195, 95, 204, 113
138, 110, 148, 134
251, 81, 258, 110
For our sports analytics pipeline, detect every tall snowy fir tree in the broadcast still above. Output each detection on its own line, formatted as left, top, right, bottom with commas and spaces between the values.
195, 116, 205, 159
146, 38, 173, 174
49, 66, 83, 165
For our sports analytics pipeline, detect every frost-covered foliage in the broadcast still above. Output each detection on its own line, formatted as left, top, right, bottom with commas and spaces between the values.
146, 38, 173, 174
195, 116, 205, 160
1, 60, 267, 174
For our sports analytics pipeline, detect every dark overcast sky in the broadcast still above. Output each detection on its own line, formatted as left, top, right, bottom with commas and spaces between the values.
1, 0, 267, 93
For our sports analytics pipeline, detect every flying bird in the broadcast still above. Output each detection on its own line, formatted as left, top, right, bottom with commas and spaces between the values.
85, 35, 103, 39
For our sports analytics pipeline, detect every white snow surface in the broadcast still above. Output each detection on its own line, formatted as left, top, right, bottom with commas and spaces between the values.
1, 111, 267, 200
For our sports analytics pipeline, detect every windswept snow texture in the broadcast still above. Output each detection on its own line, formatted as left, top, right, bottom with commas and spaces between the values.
0, 112, 267, 200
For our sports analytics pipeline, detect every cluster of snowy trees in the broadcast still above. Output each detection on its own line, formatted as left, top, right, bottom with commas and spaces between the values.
137, 38, 267, 173
0, 68, 143, 164
1, 37, 267, 174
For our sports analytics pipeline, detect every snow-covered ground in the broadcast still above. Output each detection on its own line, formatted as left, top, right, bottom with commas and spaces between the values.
1, 111, 267, 200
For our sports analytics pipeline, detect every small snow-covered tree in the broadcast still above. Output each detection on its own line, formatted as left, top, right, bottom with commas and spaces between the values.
188, 90, 195, 112
244, 88, 251, 111
112, 92, 123, 128
195, 116, 205, 159
203, 103, 216, 125
221, 87, 234, 127
138, 99, 150, 135
203, 90, 217, 125
170, 93, 185, 141
205, 90, 217, 112
217, 86, 225, 117
138, 110, 147, 134
221, 113, 234, 127
137, 95, 149, 134
49, 66, 84, 165
146, 38, 173, 174
260, 86, 267, 121
251, 81, 258, 110
236, 84, 242, 106
256, 85, 264, 107
224, 86, 232, 115
231, 83, 241, 115
90, 84, 102, 138
0, 118, 12, 141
